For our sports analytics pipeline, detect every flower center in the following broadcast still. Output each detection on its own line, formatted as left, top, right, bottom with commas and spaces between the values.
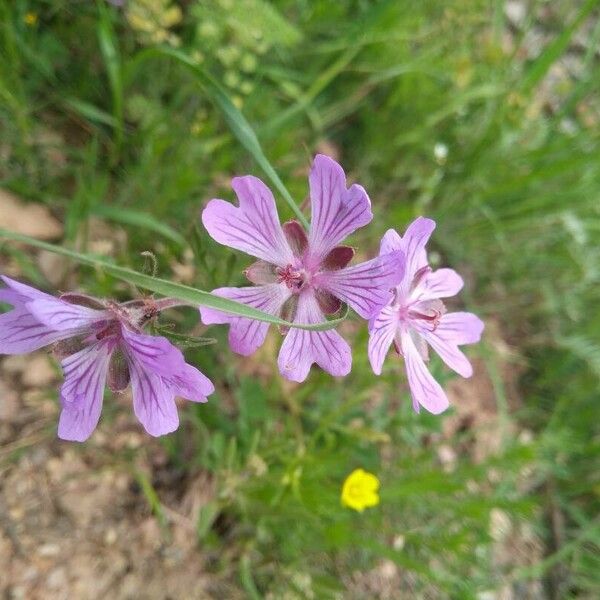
94, 320, 121, 341
407, 300, 445, 331
276, 264, 307, 291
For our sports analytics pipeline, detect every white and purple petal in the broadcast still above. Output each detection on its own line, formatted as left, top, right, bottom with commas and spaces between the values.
308, 155, 372, 259
121, 326, 187, 377
199, 284, 291, 356
58, 342, 112, 442
367, 305, 400, 375
202, 175, 294, 266
277, 292, 351, 382
418, 268, 464, 301
129, 357, 179, 437
400, 331, 449, 415
0, 302, 72, 354
1, 275, 55, 301
169, 363, 215, 403
379, 229, 402, 256
27, 296, 108, 332
432, 312, 485, 345
316, 250, 404, 319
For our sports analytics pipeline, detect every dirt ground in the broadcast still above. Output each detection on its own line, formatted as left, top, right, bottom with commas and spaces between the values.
0, 350, 241, 600
0, 326, 544, 599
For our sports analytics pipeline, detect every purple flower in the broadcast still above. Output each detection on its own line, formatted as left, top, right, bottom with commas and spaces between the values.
200, 154, 405, 382
0, 276, 214, 441
368, 217, 484, 414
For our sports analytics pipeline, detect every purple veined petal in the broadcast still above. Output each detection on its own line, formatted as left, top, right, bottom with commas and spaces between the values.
1, 275, 56, 301
277, 292, 351, 382
398, 217, 436, 288
27, 296, 108, 332
368, 305, 400, 375
434, 312, 485, 345
0, 301, 74, 354
316, 250, 404, 319
0, 287, 22, 306
379, 229, 402, 255
420, 327, 474, 378
400, 330, 449, 415
199, 284, 292, 356
202, 175, 294, 266
169, 363, 215, 403
121, 326, 189, 378
308, 155, 372, 259
57, 342, 112, 442
418, 268, 464, 301
128, 356, 179, 437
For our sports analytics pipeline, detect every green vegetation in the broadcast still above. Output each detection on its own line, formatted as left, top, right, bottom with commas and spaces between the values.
1, 0, 599, 597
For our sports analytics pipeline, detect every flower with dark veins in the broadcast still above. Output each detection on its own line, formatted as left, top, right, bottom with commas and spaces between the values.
200, 154, 405, 382
368, 217, 484, 414
0, 277, 214, 441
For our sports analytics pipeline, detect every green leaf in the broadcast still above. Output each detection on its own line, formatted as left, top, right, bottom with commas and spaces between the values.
0, 229, 347, 331
128, 46, 309, 229
90, 204, 186, 247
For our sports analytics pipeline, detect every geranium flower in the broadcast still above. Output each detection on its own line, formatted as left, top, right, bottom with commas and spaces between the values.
0, 276, 214, 441
368, 217, 484, 414
341, 468, 380, 512
200, 154, 404, 382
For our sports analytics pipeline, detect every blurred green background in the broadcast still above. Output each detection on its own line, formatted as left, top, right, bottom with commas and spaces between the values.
1, 0, 599, 597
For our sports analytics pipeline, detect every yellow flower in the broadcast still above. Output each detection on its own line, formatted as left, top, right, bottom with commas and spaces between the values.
24, 12, 38, 26
341, 468, 380, 512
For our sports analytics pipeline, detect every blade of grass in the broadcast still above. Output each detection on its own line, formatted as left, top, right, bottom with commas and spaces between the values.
90, 204, 186, 247
127, 47, 309, 229
0, 229, 347, 331
520, 0, 599, 94
96, 0, 124, 159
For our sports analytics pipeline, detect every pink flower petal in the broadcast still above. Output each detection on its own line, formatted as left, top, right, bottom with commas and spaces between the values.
122, 327, 188, 377
129, 358, 179, 437
421, 331, 474, 377
308, 155, 372, 259
379, 229, 402, 255
316, 250, 404, 319
399, 217, 436, 285
419, 268, 464, 301
170, 364, 215, 403
435, 312, 485, 345
57, 343, 112, 442
202, 175, 294, 266
368, 305, 399, 375
277, 292, 351, 382
401, 331, 449, 415
199, 284, 291, 356
27, 297, 108, 332
122, 328, 214, 402
0, 302, 71, 354
1, 275, 53, 301
1, 276, 97, 354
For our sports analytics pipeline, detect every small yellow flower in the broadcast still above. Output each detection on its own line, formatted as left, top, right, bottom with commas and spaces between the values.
24, 12, 38, 26
341, 468, 380, 512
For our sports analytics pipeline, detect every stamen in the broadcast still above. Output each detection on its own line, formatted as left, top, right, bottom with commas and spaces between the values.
276, 264, 305, 291
407, 299, 446, 331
